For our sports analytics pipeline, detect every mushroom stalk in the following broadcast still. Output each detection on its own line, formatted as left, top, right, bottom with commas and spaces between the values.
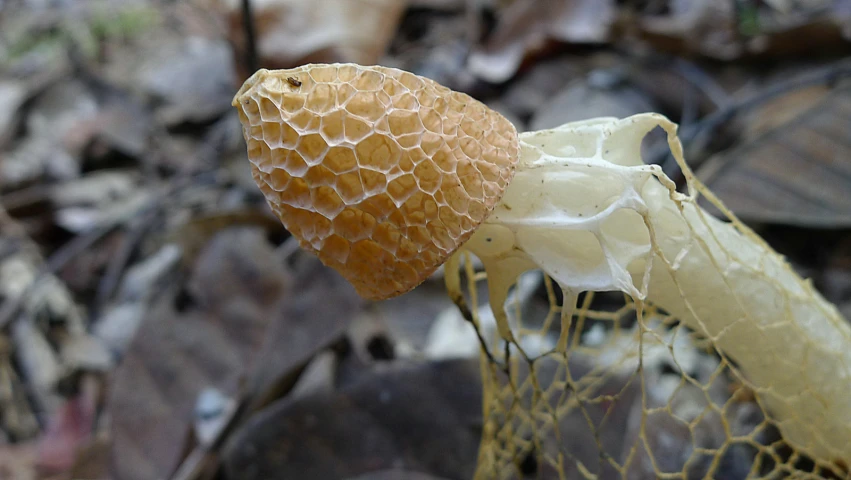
233, 64, 851, 470
453, 113, 851, 464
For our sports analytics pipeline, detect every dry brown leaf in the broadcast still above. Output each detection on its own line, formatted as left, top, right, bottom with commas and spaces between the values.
68, 434, 110, 480
55, 190, 152, 234
35, 376, 100, 475
372, 281, 456, 354
344, 471, 453, 480
107, 227, 359, 480
468, 0, 616, 82
500, 56, 586, 118
622, 378, 762, 479
0, 81, 27, 150
11, 319, 62, 412
698, 84, 851, 227
637, 0, 851, 59
529, 77, 655, 131
0, 443, 37, 480
406, 0, 463, 9
0, 79, 99, 189
49, 171, 139, 209
741, 84, 831, 138
166, 210, 285, 267
93, 5, 235, 129
223, 360, 483, 480
0, 57, 71, 151
209, 0, 407, 79
637, 1, 740, 60
137, 36, 235, 126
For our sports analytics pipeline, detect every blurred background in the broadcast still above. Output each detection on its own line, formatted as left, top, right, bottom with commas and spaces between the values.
0, 0, 850, 479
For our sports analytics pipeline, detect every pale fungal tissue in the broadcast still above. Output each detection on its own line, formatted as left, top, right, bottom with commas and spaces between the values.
234, 63, 851, 470
233, 64, 518, 300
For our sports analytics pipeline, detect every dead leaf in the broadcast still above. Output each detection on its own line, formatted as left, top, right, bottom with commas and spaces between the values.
500, 56, 586, 119
344, 470, 453, 480
0, 81, 27, 149
209, 0, 406, 79
93, 304, 145, 357
223, 359, 483, 480
114, 244, 183, 304
0, 54, 71, 151
49, 171, 139, 209
69, 434, 110, 480
59, 333, 113, 373
468, 0, 616, 83
166, 210, 285, 268
288, 350, 336, 399
529, 76, 655, 131
94, 245, 182, 355
244, 250, 361, 401
384, 8, 472, 90
0, 78, 105, 189
11, 319, 61, 411
636, 0, 851, 59
55, 189, 152, 234
374, 280, 456, 354
741, 84, 831, 138
505, 356, 640, 479
698, 83, 851, 227
136, 36, 235, 126
77, 85, 153, 165
405, 0, 463, 9
623, 379, 763, 479
0, 337, 40, 441
0, 443, 37, 480
637, 1, 740, 60
36, 375, 100, 474
107, 227, 358, 480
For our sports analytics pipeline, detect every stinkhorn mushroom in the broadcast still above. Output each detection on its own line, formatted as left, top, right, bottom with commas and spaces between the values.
233, 64, 518, 300
233, 64, 851, 473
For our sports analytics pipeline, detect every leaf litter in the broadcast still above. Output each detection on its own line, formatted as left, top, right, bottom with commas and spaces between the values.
0, 0, 849, 479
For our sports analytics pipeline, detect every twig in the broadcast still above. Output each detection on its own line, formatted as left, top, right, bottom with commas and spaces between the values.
169, 404, 244, 480
92, 112, 237, 315
274, 235, 301, 264
657, 59, 851, 179
450, 291, 503, 370
241, 0, 258, 74
0, 171, 218, 331
680, 81, 698, 129
673, 58, 732, 109
91, 209, 157, 317
0, 223, 118, 331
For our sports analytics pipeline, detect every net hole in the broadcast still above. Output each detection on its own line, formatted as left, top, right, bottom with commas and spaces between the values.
366, 334, 395, 361
518, 450, 538, 475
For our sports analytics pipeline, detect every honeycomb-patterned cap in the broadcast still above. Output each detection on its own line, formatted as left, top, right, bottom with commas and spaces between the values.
233, 64, 520, 300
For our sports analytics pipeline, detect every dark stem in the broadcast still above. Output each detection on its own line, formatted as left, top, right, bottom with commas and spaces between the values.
658, 59, 851, 180
450, 292, 504, 370
241, 0, 259, 74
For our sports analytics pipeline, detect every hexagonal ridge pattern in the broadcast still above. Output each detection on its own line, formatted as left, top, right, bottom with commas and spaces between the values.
234, 64, 520, 299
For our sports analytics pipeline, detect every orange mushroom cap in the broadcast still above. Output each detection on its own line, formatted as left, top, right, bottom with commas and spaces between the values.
233, 64, 520, 300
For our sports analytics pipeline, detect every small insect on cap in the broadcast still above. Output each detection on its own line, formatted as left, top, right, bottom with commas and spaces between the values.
233, 64, 520, 300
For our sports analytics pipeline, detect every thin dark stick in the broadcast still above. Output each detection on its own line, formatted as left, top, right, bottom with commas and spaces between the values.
674, 58, 731, 109
241, 0, 259, 74
0, 223, 121, 331
657, 59, 851, 178
91, 210, 155, 317
0, 172, 218, 331
451, 292, 503, 370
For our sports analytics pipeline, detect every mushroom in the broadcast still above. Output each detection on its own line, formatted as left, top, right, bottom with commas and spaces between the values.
233, 64, 851, 471
233, 65, 519, 300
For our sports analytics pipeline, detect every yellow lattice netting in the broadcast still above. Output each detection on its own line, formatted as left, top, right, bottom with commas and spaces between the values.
443, 115, 851, 480
231, 66, 850, 478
